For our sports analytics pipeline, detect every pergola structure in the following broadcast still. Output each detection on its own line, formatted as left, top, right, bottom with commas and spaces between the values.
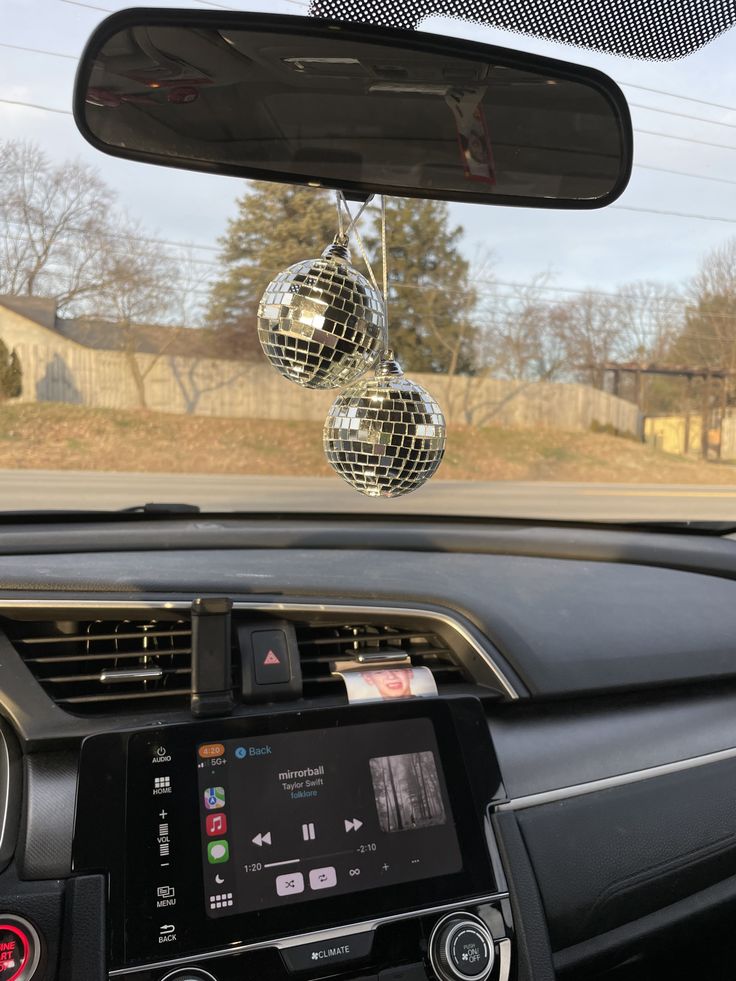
596, 362, 732, 459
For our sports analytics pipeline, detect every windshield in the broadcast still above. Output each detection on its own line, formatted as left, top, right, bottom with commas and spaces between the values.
2, 0, 736, 521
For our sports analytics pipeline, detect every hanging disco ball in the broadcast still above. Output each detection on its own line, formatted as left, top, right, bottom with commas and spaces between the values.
257, 237, 385, 389
323, 353, 447, 498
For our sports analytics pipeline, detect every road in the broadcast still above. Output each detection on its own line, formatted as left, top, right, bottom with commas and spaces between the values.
1, 470, 736, 521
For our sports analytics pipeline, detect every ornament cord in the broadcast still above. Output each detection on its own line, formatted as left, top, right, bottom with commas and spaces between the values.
335, 191, 344, 239
336, 191, 373, 239
338, 196, 380, 292
336, 192, 391, 356
381, 195, 390, 355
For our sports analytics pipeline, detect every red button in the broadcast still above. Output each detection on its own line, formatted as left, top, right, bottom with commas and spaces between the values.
0, 917, 40, 981
0, 925, 28, 981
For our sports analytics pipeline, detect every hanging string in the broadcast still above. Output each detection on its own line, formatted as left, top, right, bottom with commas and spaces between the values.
334, 190, 344, 240
338, 192, 391, 356
337, 191, 373, 238
339, 196, 380, 294
381, 194, 390, 353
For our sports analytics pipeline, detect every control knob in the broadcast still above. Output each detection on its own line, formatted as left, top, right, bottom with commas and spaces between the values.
429, 912, 495, 981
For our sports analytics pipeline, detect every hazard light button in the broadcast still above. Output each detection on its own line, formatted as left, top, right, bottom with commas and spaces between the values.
253, 630, 291, 685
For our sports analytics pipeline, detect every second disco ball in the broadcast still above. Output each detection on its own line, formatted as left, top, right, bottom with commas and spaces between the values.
323, 353, 447, 498
257, 238, 385, 389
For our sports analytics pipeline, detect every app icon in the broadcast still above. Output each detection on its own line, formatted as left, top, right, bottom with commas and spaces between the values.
207, 840, 230, 864
209, 892, 234, 910
206, 813, 228, 837
203, 787, 225, 810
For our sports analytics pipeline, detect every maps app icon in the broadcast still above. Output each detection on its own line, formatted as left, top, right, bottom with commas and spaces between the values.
204, 787, 225, 810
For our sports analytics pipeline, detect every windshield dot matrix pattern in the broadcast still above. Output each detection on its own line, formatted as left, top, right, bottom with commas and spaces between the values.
323, 365, 446, 497
309, 0, 736, 60
258, 252, 385, 389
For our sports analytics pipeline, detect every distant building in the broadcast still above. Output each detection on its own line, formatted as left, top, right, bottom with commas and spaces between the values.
0, 295, 245, 360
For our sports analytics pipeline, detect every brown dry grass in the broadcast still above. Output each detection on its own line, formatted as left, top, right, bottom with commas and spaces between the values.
1, 402, 736, 484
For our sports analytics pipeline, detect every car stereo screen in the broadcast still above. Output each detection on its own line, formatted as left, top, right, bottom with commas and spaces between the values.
196, 719, 462, 917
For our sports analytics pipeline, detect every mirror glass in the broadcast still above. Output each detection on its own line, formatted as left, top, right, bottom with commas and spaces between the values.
76, 16, 632, 207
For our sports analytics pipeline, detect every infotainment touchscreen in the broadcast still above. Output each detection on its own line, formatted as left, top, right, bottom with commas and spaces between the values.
74, 698, 500, 969
196, 719, 462, 917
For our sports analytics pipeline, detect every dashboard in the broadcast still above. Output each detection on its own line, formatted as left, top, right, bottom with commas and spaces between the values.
0, 515, 736, 981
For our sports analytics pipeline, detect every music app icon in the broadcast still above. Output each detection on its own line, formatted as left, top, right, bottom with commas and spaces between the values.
206, 812, 228, 837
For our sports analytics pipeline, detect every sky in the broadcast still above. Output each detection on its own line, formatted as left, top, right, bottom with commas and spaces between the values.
3, 0, 736, 313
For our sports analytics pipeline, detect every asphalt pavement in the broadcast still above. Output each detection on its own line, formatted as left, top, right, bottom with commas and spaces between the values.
1, 469, 736, 521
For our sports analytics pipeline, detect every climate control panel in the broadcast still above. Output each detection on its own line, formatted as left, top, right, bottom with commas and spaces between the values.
109, 903, 512, 981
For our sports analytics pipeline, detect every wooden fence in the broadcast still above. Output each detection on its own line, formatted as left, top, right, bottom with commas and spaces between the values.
10, 341, 641, 435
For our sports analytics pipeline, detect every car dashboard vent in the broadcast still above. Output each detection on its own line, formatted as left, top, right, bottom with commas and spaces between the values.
7, 617, 192, 714
4, 609, 493, 715
296, 622, 467, 698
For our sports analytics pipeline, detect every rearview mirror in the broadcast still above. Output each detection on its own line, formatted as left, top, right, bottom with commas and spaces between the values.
74, 10, 633, 209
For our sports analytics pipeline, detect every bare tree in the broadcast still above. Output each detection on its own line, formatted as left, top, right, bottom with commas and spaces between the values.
477, 273, 568, 382
96, 222, 180, 409
614, 280, 682, 362
452, 274, 571, 426
0, 140, 115, 311
553, 291, 623, 387
0, 141, 210, 409
674, 238, 736, 372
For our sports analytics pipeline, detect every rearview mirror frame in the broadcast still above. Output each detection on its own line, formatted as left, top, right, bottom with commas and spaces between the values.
73, 7, 633, 210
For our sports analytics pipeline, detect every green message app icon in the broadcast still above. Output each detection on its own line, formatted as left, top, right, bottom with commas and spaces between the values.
207, 839, 230, 864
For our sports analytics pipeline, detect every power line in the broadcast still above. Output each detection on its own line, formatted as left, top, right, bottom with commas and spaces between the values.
612, 204, 736, 225
9, 91, 736, 161
6, 96, 736, 192
2, 29, 734, 115
0, 98, 72, 116
635, 127, 736, 153
635, 163, 736, 187
5, 38, 736, 129
0, 42, 76, 60
621, 81, 736, 116
630, 102, 736, 130
59, 0, 113, 11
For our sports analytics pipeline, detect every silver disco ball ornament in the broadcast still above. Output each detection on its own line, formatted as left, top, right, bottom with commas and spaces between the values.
257, 237, 385, 389
323, 353, 447, 498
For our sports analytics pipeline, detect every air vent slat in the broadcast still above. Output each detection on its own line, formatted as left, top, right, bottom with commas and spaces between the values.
18, 630, 191, 645
23, 646, 192, 665
57, 687, 192, 706
7, 617, 193, 715
43, 667, 191, 684
296, 622, 467, 697
308, 631, 430, 647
